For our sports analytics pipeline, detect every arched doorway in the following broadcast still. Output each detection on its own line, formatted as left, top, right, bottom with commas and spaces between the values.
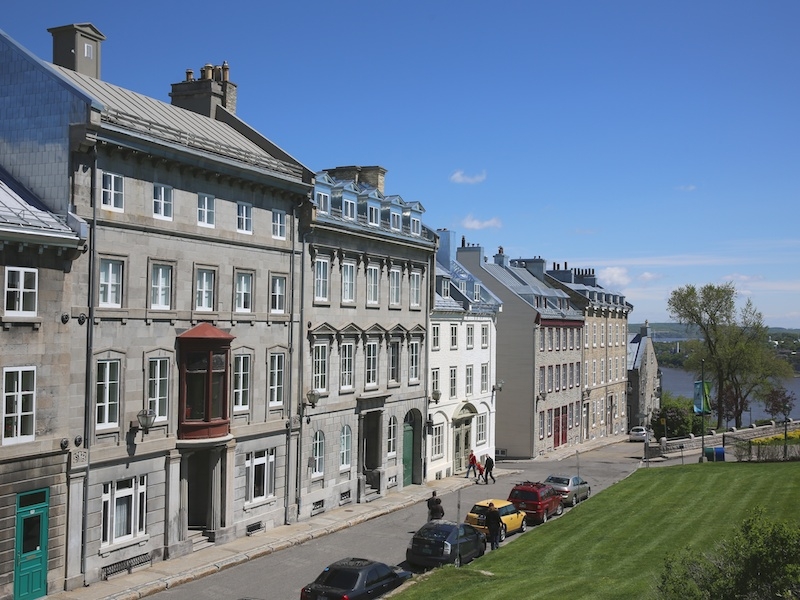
452, 403, 477, 474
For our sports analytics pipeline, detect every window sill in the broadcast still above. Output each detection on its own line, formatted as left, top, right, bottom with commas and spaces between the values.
243, 496, 277, 512
1, 316, 42, 329
99, 534, 150, 557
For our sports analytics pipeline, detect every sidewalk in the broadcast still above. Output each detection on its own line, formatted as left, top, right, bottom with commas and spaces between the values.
46, 438, 616, 600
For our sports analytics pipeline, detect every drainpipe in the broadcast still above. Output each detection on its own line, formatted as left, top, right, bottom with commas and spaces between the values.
283, 202, 300, 525
294, 220, 313, 521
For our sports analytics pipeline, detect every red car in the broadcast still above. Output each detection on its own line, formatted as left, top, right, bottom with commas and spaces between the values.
507, 481, 564, 524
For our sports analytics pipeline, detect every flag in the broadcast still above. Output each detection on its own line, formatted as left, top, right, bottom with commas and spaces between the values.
693, 381, 711, 414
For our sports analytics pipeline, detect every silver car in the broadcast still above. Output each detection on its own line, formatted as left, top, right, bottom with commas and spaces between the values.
543, 475, 591, 507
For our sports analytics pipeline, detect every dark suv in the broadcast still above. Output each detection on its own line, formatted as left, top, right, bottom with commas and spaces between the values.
507, 481, 563, 524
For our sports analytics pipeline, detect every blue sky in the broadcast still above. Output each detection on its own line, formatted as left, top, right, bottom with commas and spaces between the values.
5, 1, 800, 328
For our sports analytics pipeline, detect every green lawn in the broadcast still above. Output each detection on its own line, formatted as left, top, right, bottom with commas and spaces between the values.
393, 462, 800, 600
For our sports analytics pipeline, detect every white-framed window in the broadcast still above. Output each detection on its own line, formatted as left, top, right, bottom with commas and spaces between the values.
102, 172, 124, 211
449, 366, 457, 398
270, 275, 286, 314
548, 328, 553, 351
592, 360, 597, 386
390, 211, 401, 230
313, 343, 327, 392
562, 363, 568, 389
365, 341, 378, 387
465, 364, 473, 395
340, 342, 354, 390
432, 324, 440, 350
584, 361, 588, 387
555, 365, 561, 391
195, 268, 215, 311
547, 366, 553, 392
96, 359, 120, 429
431, 368, 440, 393
2, 366, 35, 444
482, 324, 489, 348
388, 341, 400, 384
389, 268, 401, 306
367, 265, 380, 305
473, 283, 481, 301
616, 324, 620, 345
442, 279, 450, 298
410, 271, 421, 308
477, 413, 487, 444
432, 424, 444, 457
84, 42, 93, 59
569, 363, 575, 388
235, 271, 253, 313
340, 425, 351, 469
466, 325, 474, 349
539, 366, 546, 395
342, 262, 356, 303
4, 267, 37, 316
592, 324, 597, 347
314, 257, 329, 302
99, 259, 123, 308
481, 363, 489, 393
555, 328, 560, 351
601, 324, 605, 347
237, 202, 253, 234
547, 409, 553, 437
316, 191, 330, 214
367, 204, 380, 226
150, 264, 171, 310
197, 193, 215, 227
312, 430, 325, 476
600, 359, 605, 384
387, 416, 397, 455
450, 324, 458, 350
153, 183, 173, 220
147, 358, 168, 421
409, 341, 420, 382
101, 475, 147, 546
268, 353, 285, 405
272, 210, 286, 239
569, 403, 574, 428
343, 198, 356, 220
233, 354, 251, 411
245, 449, 275, 503
410, 217, 421, 236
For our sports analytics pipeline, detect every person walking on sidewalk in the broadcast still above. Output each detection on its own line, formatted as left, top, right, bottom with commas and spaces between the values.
465, 450, 478, 478
483, 454, 496, 484
485, 502, 503, 550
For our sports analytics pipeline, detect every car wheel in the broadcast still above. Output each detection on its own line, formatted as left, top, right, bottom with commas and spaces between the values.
499, 524, 507, 542
555, 503, 564, 516
571, 494, 578, 507
540, 511, 548, 524
454, 554, 461, 568
520, 518, 527, 533
586, 488, 591, 499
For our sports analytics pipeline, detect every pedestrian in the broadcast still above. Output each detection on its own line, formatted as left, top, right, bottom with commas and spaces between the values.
464, 450, 478, 478
483, 454, 496, 484
430, 497, 444, 520
485, 502, 502, 550
426, 491, 438, 521
475, 460, 485, 483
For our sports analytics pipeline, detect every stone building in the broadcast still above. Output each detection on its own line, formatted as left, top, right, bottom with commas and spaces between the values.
627, 321, 661, 429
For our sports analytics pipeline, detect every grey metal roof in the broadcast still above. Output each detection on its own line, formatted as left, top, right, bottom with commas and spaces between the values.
53, 66, 303, 179
433, 293, 465, 312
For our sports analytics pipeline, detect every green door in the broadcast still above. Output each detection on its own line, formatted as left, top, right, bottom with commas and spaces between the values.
403, 422, 414, 486
15, 489, 49, 600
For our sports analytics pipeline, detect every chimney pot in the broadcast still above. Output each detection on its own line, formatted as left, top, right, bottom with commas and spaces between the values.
185, 69, 194, 81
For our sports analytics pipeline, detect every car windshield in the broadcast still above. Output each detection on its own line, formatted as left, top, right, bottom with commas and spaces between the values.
469, 505, 489, 516
546, 477, 569, 485
509, 489, 539, 501
419, 524, 453, 541
315, 569, 359, 589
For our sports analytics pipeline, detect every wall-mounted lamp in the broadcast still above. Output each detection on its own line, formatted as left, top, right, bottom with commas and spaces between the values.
536, 391, 547, 405
300, 390, 320, 424
492, 380, 504, 392
130, 409, 157, 440
429, 389, 442, 404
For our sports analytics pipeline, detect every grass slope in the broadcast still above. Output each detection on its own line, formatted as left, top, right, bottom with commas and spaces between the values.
394, 463, 800, 600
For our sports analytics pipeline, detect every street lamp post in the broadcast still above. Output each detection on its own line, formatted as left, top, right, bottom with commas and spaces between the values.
296, 389, 320, 521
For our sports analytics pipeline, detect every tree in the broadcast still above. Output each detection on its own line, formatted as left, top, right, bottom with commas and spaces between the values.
764, 387, 797, 460
657, 509, 800, 599
651, 390, 695, 438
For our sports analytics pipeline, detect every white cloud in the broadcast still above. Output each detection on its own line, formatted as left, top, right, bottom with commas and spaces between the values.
450, 170, 487, 184
598, 267, 631, 288
461, 214, 502, 230
676, 184, 697, 192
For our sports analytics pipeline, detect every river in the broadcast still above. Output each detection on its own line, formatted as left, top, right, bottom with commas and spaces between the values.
659, 366, 800, 425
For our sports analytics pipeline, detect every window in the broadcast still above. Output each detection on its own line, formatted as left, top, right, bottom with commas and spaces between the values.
387, 416, 397, 455
235, 272, 253, 313
539, 366, 545, 396
616, 324, 620, 345
466, 325, 474, 349
600, 359, 605, 384
316, 191, 330, 214
233, 354, 251, 411
432, 424, 444, 457
269, 353, 284, 405
99, 259, 123, 308
366, 265, 380, 305
477, 413, 487, 444
465, 365, 473, 395
410, 217, 421, 236
389, 268, 401, 306
548, 328, 553, 351
150, 264, 172, 310
340, 343, 354, 390
101, 476, 146, 546
197, 193, 215, 227
442, 279, 450, 298
539, 411, 545, 439
340, 426, 351, 469
314, 257, 329, 302
272, 210, 286, 239
481, 363, 488, 393
481, 324, 489, 348
568, 403, 574, 428
449, 367, 457, 398
473, 283, 481, 302
147, 358, 169, 421
547, 409, 553, 437
592, 360, 597, 386
555, 365, 561, 391
431, 324, 440, 350
342, 262, 356, 303
313, 344, 328, 392
96, 359, 120, 429
409, 341, 420, 382
237, 202, 253, 233
601, 324, 605, 347
195, 269, 215, 311
390, 211, 401, 230
410, 271, 421, 307
547, 366, 553, 392
102, 172, 124, 211
367, 204, 380, 226
180, 346, 229, 435
4, 267, 37, 316
569, 363, 575, 388
365, 341, 378, 387
555, 328, 560, 351
388, 341, 400, 383
450, 324, 458, 350
592, 324, 597, 347
343, 198, 356, 220
584, 361, 588, 387
312, 430, 324, 476
2, 366, 35, 444
431, 368, 440, 393
153, 183, 173, 220
270, 275, 286, 314
570, 328, 575, 350
84, 42, 93, 59
246, 449, 275, 503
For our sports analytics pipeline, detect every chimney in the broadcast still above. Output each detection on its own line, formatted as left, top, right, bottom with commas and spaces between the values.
48, 23, 106, 79
324, 166, 387, 193
170, 61, 237, 117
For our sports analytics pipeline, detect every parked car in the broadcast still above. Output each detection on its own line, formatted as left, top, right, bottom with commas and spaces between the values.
406, 520, 485, 568
543, 475, 591, 507
300, 557, 411, 600
465, 499, 527, 542
629, 426, 653, 442
507, 481, 563, 524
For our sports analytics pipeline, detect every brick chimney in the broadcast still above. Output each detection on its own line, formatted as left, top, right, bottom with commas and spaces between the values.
48, 23, 106, 79
170, 62, 237, 117
325, 166, 387, 193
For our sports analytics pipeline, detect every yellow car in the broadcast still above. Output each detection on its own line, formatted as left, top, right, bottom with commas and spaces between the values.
465, 499, 527, 542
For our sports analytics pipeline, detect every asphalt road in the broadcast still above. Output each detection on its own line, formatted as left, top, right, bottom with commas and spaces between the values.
152, 441, 650, 600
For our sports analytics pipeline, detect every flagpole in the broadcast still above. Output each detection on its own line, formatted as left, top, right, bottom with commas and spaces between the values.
700, 359, 705, 462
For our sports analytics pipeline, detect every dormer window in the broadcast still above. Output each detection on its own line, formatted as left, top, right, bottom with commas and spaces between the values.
316, 191, 330, 214
473, 284, 481, 302
442, 279, 450, 298
410, 217, 421, 236
368, 204, 380, 226
390, 211, 401, 231
343, 198, 356, 220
